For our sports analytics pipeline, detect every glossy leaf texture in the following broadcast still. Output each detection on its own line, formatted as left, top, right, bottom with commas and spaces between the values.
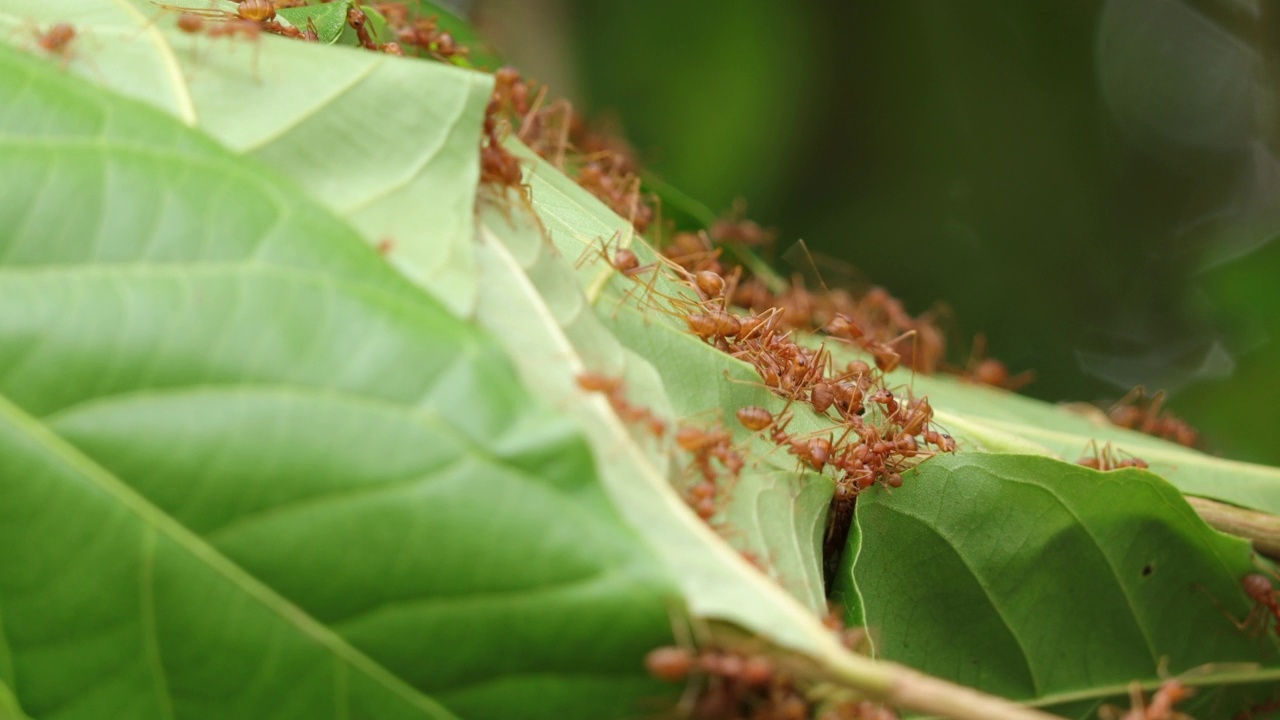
0, 0, 492, 317
841, 454, 1280, 717
0, 44, 679, 720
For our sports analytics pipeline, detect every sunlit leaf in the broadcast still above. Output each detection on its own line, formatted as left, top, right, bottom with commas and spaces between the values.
0, 0, 491, 317
0, 43, 677, 720
278, 1, 350, 44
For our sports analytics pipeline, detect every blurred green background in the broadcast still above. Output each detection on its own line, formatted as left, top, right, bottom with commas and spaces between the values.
472, 0, 1280, 466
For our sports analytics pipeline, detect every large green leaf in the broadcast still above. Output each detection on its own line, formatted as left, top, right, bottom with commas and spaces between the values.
0, 0, 491, 317
9, 2, 1280, 718
844, 454, 1280, 717
0, 44, 678, 720
0, 11, 1066, 720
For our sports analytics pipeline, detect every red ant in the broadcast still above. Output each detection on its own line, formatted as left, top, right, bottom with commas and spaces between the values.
959, 334, 1034, 391
676, 421, 744, 479
665, 231, 724, 275
19, 20, 97, 74
395, 16, 468, 61
1100, 679, 1194, 720
34, 22, 77, 56
346, 6, 377, 50
236, 0, 276, 22
1238, 571, 1280, 637
1201, 566, 1280, 640
1108, 386, 1199, 449
576, 372, 666, 438
1076, 440, 1149, 471
479, 68, 536, 203
159, 0, 303, 73
574, 232, 655, 279
157, 0, 275, 24
736, 406, 774, 433
645, 642, 809, 720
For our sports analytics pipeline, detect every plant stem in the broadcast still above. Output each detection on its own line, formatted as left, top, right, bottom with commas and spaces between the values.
823, 650, 1062, 720
1187, 496, 1280, 562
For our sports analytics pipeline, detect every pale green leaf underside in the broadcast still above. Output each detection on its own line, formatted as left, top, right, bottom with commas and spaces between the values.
0, 0, 491, 317
0, 45, 676, 720
473, 197, 840, 655
902, 370, 1280, 515
507, 147, 844, 610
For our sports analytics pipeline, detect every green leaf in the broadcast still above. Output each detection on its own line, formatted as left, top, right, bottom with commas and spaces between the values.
0, 0, 492, 318
899, 370, 1280, 515
843, 453, 1280, 717
277, 2, 351, 44
0, 0, 845, 628
9, 3, 1277, 718
0, 681, 31, 720
0, 42, 678, 720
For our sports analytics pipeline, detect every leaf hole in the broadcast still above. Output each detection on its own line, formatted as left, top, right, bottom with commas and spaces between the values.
1141, 564, 1155, 577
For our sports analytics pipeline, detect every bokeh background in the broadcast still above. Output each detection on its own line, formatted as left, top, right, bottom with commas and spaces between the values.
470, 0, 1280, 466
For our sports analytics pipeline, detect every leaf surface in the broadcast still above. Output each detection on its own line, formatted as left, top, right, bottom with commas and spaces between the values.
0, 0, 491, 316
823, 344, 1280, 516
843, 453, 1280, 717
0, 44, 677, 720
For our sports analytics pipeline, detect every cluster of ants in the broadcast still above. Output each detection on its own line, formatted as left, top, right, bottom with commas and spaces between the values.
150, 1, 470, 62
573, 368, 744, 523
481, 63, 657, 233
475, 62, 1214, 461
161, 2, 1195, 461
572, 231, 960, 576
644, 642, 896, 720
157, 1, 331, 46
1075, 440, 1149, 472
658, 224, 1033, 393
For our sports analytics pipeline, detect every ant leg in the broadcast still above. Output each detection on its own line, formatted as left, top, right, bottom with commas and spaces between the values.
1195, 583, 1265, 634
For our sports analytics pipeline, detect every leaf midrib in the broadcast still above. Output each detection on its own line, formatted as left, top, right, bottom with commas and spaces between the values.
0, 391, 456, 717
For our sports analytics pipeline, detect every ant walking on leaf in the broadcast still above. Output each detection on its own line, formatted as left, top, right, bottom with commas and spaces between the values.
1076, 440, 1149, 471
32, 22, 77, 58
13, 20, 102, 76
1198, 561, 1280, 645
1098, 679, 1194, 720
1235, 570, 1280, 637
643, 611, 827, 720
